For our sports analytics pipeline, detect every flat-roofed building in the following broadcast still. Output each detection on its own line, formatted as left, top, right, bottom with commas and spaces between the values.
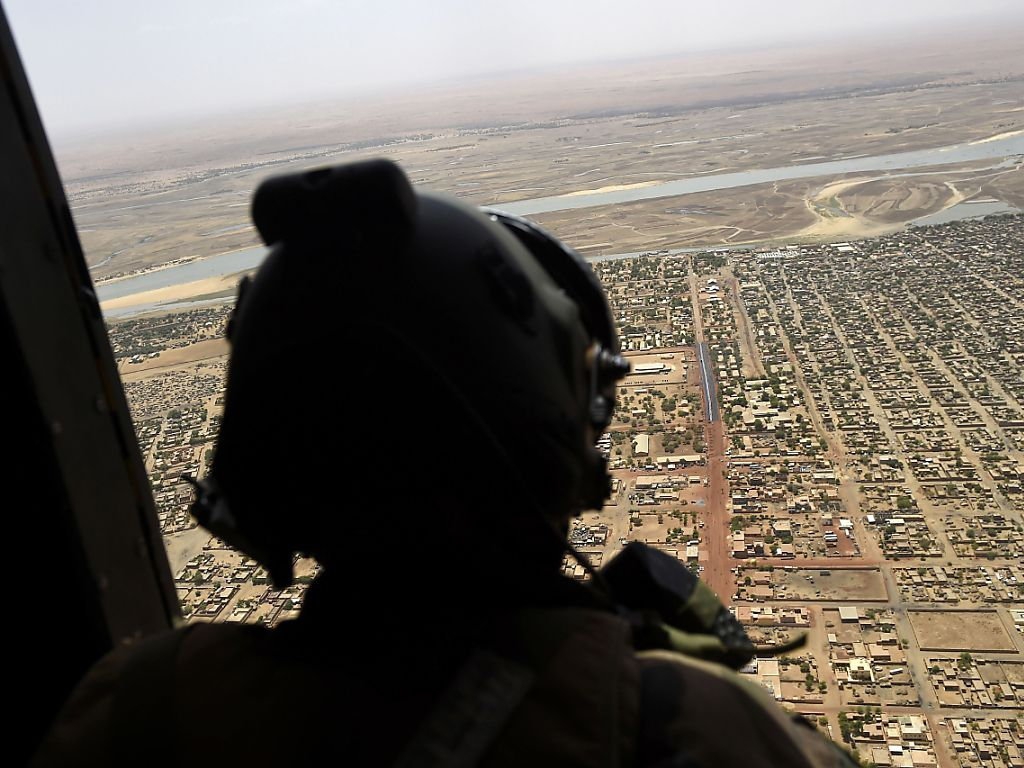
658, 454, 704, 466
849, 658, 873, 682
633, 362, 672, 375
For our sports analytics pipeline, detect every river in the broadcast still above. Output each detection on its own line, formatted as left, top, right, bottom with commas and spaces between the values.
497, 133, 1024, 215
96, 131, 1023, 315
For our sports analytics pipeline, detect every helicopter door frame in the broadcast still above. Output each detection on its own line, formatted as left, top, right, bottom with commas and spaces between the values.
1, 4, 179, 759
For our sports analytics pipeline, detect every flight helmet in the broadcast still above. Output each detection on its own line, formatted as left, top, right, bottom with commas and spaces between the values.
190, 159, 629, 586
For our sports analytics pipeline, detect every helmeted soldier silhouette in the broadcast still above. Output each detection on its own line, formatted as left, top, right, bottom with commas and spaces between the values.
34, 159, 855, 768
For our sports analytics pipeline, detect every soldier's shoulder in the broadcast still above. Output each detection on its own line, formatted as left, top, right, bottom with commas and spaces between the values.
634, 650, 856, 768
31, 622, 275, 767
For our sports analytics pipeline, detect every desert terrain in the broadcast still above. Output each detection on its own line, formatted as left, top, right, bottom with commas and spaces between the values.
56, 24, 1022, 292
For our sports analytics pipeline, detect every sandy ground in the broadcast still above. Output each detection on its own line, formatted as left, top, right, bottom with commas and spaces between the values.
100, 274, 239, 311
119, 338, 229, 376
969, 129, 1024, 144
163, 526, 212, 576
801, 174, 952, 239
563, 180, 663, 197
908, 610, 1016, 652
776, 568, 889, 601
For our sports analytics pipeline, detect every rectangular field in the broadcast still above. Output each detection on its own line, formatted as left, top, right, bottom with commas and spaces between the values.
776, 568, 887, 602
909, 610, 1016, 652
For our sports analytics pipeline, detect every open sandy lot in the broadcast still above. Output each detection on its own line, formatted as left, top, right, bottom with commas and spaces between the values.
909, 610, 1017, 652
777, 568, 888, 602
118, 338, 229, 377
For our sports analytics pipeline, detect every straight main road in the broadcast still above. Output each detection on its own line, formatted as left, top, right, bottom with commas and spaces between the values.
689, 263, 733, 603
696, 341, 720, 423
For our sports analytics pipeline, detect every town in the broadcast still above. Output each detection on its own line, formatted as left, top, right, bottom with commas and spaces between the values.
106, 213, 1023, 768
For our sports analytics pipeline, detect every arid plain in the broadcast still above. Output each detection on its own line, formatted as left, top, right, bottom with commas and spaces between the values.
55, 24, 1022, 288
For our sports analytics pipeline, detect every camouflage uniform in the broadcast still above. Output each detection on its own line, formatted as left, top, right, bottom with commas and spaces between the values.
34, 575, 854, 767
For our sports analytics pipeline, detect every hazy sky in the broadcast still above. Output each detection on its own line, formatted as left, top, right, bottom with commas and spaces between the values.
5, 0, 1021, 137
